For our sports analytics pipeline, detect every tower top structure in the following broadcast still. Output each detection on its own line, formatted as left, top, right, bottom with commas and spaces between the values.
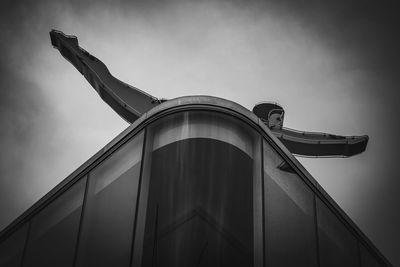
50, 29, 368, 157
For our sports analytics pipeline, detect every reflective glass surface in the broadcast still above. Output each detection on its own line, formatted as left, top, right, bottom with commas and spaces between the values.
361, 245, 384, 267
75, 132, 144, 267
316, 197, 359, 267
263, 140, 318, 267
23, 177, 86, 267
0, 223, 28, 267
137, 111, 261, 267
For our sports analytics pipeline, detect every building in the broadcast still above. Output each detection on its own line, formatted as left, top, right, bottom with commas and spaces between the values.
0, 96, 392, 267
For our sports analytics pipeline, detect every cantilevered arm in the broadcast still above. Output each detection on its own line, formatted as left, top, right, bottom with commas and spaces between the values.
271, 127, 368, 157
50, 30, 161, 123
253, 102, 369, 157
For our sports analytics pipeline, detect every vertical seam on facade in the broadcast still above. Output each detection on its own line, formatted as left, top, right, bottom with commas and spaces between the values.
20, 220, 32, 267
130, 129, 148, 267
72, 175, 90, 267
314, 195, 321, 267
261, 140, 266, 267
357, 241, 362, 267
151, 204, 159, 267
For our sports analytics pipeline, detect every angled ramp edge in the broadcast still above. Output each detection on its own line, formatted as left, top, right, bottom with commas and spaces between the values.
50, 29, 161, 123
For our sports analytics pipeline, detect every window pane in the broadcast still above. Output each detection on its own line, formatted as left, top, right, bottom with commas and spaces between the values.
75, 132, 144, 267
151, 110, 254, 157
361, 245, 384, 267
138, 111, 260, 267
263, 141, 318, 267
23, 177, 86, 267
316, 197, 359, 267
0, 223, 28, 267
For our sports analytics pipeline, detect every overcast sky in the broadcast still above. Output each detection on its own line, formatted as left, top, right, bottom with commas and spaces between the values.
1, 0, 399, 265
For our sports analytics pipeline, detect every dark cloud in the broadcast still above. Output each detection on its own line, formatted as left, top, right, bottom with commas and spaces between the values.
0, 62, 55, 226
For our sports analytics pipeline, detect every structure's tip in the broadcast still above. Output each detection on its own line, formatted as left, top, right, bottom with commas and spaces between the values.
252, 102, 285, 128
49, 30, 79, 50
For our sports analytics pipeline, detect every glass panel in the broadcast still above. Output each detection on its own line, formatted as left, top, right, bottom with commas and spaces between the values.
316, 197, 359, 267
75, 131, 144, 267
23, 177, 86, 267
136, 111, 261, 267
263, 140, 318, 267
0, 223, 28, 267
151, 110, 254, 157
361, 245, 384, 267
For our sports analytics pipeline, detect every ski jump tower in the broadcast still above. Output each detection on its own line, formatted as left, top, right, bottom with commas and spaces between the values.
0, 30, 391, 267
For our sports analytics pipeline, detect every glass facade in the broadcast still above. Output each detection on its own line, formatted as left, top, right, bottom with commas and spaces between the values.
263, 140, 318, 267
23, 177, 86, 267
135, 111, 262, 267
75, 131, 144, 267
316, 197, 360, 267
0, 223, 28, 267
361, 244, 384, 267
0, 100, 391, 267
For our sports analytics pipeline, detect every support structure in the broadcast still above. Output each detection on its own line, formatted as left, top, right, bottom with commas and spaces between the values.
50, 30, 368, 157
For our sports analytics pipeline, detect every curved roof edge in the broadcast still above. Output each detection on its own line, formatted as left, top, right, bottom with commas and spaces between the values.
0, 95, 392, 267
